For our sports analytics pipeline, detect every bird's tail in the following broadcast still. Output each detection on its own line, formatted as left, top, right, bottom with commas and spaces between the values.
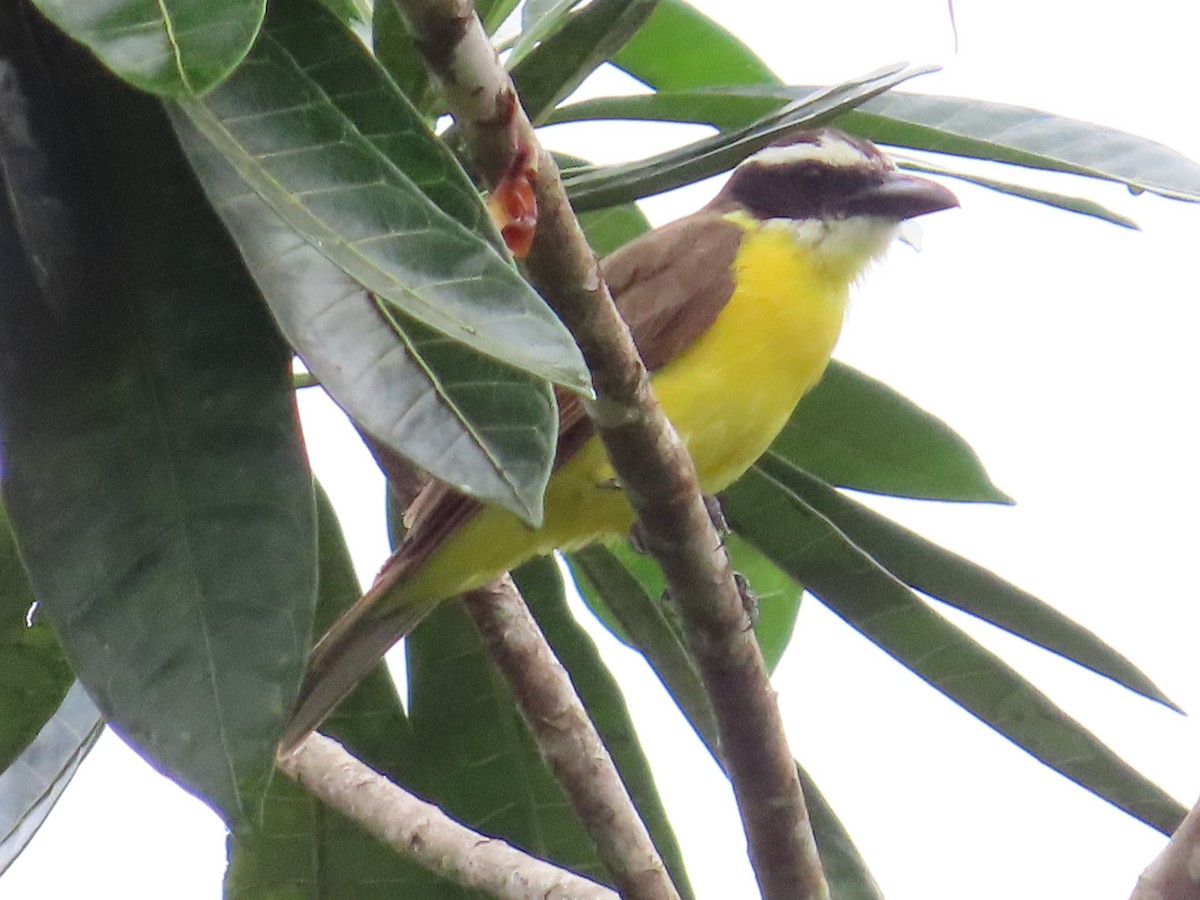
278, 572, 431, 754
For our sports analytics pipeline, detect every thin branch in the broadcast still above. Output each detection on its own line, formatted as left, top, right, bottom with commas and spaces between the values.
1131, 793, 1200, 899
278, 733, 618, 900
462, 575, 680, 900
387, 0, 829, 897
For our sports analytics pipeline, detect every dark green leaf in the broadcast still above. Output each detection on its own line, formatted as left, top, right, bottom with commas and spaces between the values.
0, 504, 72, 771
28, 0, 264, 96
405, 578, 608, 888
559, 153, 653, 256
318, 0, 371, 30
512, 0, 589, 65
561, 64, 935, 211
610, 0, 778, 90
759, 457, 1177, 709
547, 87, 782, 129
777, 361, 1010, 503
724, 465, 1185, 834
170, 0, 562, 525
551, 86, 1200, 201
175, 0, 591, 396
899, 158, 1139, 228
405, 556, 694, 895
373, 0, 440, 118
569, 543, 715, 745
724, 535, 802, 673
0, 683, 103, 875
0, 9, 317, 824
796, 765, 886, 900
850, 90, 1200, 202
510, 0, 658, 124
565, 547, 881, 899
225, 486, 420, 899
478, 0, 522, 32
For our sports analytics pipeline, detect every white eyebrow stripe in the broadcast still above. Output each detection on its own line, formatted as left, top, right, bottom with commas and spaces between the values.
742, 139, 872, 169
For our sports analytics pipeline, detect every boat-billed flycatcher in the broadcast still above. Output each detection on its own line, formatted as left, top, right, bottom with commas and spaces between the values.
282, 129, 958, 749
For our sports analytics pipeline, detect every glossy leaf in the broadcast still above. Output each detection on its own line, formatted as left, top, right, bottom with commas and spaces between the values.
28, 0, 264, 96
561, 64, 935, 211
225, 487, 421, 899
760, 457, 1176, 709
170, 0, 562, 524
550, 85, 1200, 202
0, 505, 72, 772
777, 361, 1010, 503
0, 683, 103, 876
565, 548, 882, 899
175, 0, 590, 396
724, 464, 1185, 834
405, 556, 694, 896
610, 0, 778, 90
510, 0, 658, 124
0, 9, 317, 824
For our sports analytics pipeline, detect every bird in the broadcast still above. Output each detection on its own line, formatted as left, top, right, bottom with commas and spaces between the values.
281, 128, 958, 751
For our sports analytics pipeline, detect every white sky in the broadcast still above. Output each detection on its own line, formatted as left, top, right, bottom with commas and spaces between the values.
8, 0, 1200, 897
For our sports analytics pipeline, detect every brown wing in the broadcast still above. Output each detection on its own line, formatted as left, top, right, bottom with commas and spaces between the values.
604, 212, 741, 371
371, 213, 743, 586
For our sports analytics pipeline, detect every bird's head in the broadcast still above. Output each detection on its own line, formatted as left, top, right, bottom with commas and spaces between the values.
708, 129, 959, 277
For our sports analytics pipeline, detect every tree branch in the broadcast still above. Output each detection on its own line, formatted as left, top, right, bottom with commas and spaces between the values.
278, 734, 618, 900
1131, 792, 1200, 900
386, 1, 829, 897
462, 575, 680, 900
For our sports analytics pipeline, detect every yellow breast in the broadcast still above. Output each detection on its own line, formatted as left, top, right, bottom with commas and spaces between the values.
403, 216, 850, 603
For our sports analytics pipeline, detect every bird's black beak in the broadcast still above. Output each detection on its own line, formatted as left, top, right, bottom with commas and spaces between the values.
845, 171, 959, 221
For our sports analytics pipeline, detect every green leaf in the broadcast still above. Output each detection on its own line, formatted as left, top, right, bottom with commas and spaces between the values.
373, 0, 440, 118
28, 0, 264, 96
795, 765, 886, 900
724, 535, 802, 673
480, 0, 522, 31
226, 486, 420, 899
551, 86, 1200, 202
570, 543, 715, 745
561, 63, 935, 211
759, 457, 1177, 710
174, 0, 591, 396
776, 361, 1010, 503
510, 0, 659, 124
318, 0, 372, 31
565, 547, 881, 899
897, 158, 1139, 228
849, 90, 1200, 202
170, 0, 563, 525
610, 0, 778, 90
512, 0, 589, 66
0, 10, 317, 824
404, 556, 694, 896
579, 202, 653, 257
0, 504, 72, 772
559, 153, 653, 256
0, 684, 103, 875
724, 465, 1186, 834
